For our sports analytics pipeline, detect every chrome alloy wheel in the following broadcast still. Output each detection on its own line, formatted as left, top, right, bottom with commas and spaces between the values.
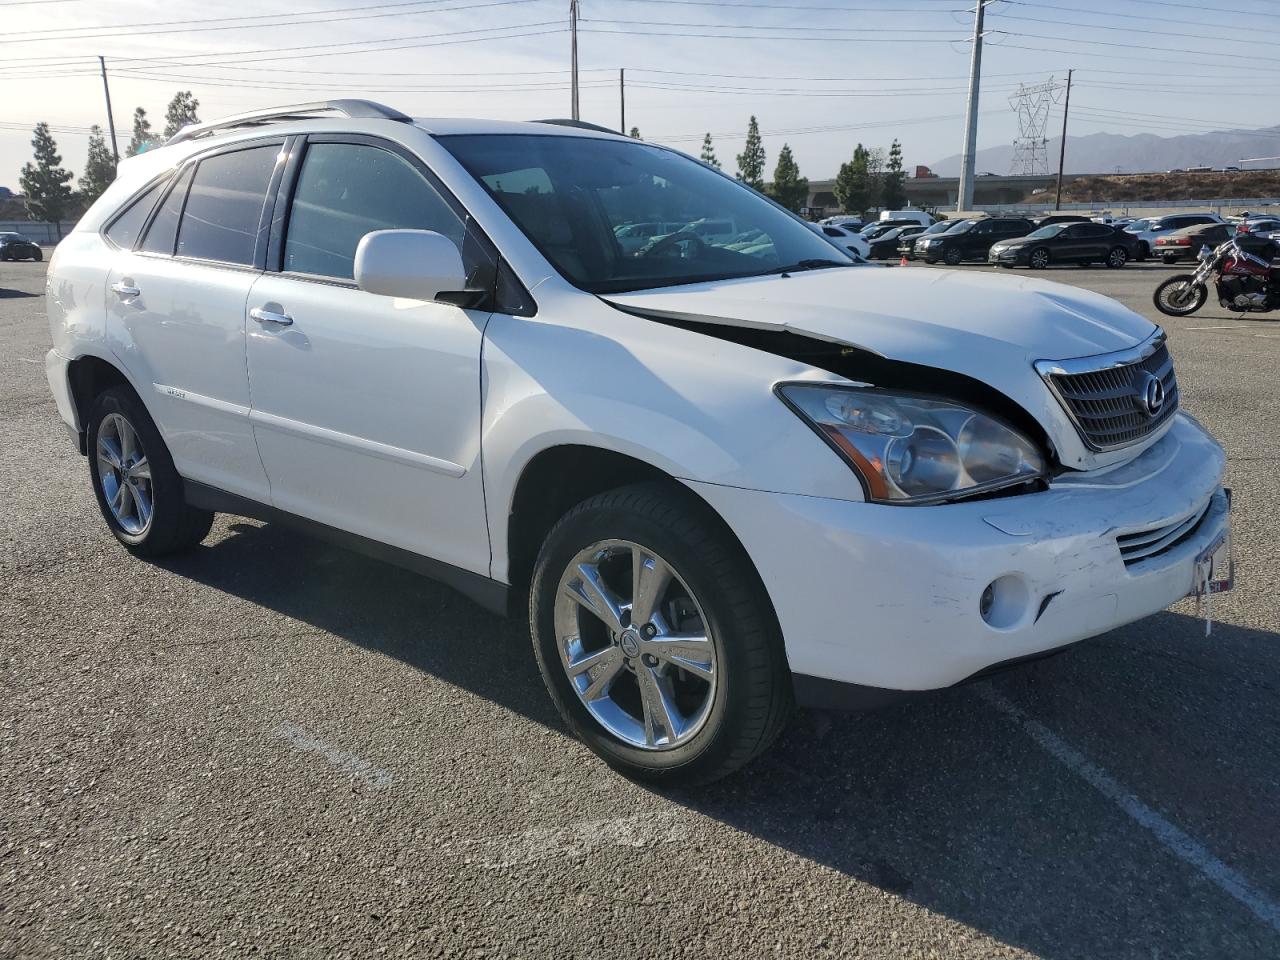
96, 412, 153, 536
554, 540, 717, 750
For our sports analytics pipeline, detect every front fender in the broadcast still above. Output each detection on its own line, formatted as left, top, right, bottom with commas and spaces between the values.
480, 297, 865, 580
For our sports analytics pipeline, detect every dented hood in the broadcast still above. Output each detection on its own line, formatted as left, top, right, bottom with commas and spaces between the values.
602, 265, 1161, 469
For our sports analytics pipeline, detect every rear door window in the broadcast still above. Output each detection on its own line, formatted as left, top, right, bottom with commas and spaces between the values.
176, 145, 280, 265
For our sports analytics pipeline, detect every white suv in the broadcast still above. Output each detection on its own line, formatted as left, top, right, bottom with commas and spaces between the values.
45, 101, 1232, 785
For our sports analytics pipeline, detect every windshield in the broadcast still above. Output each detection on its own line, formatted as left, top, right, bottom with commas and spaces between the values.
439, 134, 852, 294
943, 219, 977, 235
922, 221, 952, 235
1125, 219, 1152, 232
1026, 224, 1068, 240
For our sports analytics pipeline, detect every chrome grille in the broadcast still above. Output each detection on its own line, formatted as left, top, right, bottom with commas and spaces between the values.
1036, 332, 1179, 451
1116, 497, 1211, 566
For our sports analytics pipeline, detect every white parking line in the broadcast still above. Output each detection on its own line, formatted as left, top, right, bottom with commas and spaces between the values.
977, 686, 1280, 934
271, 721, 394, 789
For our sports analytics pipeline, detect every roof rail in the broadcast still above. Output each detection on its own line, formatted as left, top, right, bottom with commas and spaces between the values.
535, 118, 621, 136
167, 99, 411, 146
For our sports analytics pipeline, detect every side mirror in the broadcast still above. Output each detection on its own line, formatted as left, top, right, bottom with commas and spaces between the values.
354, 229, 471, 302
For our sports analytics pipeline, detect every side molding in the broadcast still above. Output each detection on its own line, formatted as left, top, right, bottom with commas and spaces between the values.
184, 480, 508, 614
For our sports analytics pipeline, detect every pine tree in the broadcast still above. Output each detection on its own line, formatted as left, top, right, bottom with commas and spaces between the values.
127, 107, 154, 157
833, 143, 871, 215
699, 132, 720, 169
18, 123, 74, 239
629, 126, 641, 140
162, 91, 200, 140
735, 116, 766, 192
882, 138, 908, 209
80, 125, 117, 205
767, 143, 808, 213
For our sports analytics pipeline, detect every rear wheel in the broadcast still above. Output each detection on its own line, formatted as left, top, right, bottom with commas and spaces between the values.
87, 387, 213, 556
1137, 241, 1150, 262
1153, 275, 1208, 316
33, 249, 43, 262
530, 483, 792, 786
1161, 254, 1180, 265
1106, 246, 1129, 269
1029, 247, 1051, 269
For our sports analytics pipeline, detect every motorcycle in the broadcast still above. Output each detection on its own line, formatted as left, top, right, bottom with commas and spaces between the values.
1153, 234, 1280, 316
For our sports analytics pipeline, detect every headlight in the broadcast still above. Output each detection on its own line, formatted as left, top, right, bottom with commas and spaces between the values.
778, 383, 1044, 504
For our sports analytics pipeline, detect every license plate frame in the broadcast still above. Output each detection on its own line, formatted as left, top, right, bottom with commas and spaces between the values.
1189, 489, 1233, 598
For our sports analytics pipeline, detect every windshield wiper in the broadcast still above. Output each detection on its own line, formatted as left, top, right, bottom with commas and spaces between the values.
761, 258, 854, 276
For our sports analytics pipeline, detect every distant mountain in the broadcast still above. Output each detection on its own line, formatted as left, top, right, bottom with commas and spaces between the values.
930, 124, 1280, 177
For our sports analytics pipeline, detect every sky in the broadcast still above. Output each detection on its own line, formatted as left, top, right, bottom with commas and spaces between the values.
2, 0, 1277, 193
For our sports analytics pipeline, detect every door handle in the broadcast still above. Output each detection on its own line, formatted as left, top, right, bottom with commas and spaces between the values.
111, 281, 140, 298
250, 306, 293, 326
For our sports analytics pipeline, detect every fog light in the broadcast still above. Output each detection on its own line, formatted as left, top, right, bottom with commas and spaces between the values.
979, 575, 1032, 630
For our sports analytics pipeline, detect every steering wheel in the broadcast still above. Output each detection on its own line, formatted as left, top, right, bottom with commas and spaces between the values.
637, 230, 705, 259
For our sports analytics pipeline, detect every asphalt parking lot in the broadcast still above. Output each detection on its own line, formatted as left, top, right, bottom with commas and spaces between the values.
2, 252, 1278, 959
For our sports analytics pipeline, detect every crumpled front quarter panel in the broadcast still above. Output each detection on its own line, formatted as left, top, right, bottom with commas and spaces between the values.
480, 287, 864, 582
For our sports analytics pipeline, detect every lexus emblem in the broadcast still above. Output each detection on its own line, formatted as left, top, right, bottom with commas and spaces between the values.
1139, 372, 1165, 418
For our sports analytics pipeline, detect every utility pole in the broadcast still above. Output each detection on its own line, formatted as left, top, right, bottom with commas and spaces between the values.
99, 55, 120, 163
1054, 68, 1074, 210
619, 68, 625, 134
569, 0, 580, 121
956, 0, 989, 213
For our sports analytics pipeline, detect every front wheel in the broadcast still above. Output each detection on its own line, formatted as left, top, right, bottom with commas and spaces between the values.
87, 386, 214, 556
530, 483, 792, 786
943, 248, 963, 266
1153, 275, 1208, 316
1029, 247, 1051, 269
1106, 246, 1129, 269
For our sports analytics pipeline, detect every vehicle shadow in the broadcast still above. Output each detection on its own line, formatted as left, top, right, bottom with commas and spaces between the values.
156, 518, 1280, 959
0, 288, 39, 299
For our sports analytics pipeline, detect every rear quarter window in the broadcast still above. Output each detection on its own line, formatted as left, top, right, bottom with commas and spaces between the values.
104, 178, 168, 250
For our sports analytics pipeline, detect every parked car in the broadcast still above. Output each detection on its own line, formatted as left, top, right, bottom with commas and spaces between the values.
820, 216, 865, 233
1238, 217, 1280, 237
1153, 222, 1235, 264
0, 232, 42, 261
989, 221, 1138, 269
867, 223, 927, 260
901, 219, 953, 260
861, 219, 919, 241
44, 101, 1231, 785
1033, 214, 1091, 228
614, 221, 684, 254
919, 217, 1035, 264
1127, 214, 1222, 260
813, 222, 870, 260
878, 209, 933, 227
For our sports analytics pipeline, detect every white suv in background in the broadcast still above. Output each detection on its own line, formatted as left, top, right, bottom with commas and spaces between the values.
45, 101, 1231, 785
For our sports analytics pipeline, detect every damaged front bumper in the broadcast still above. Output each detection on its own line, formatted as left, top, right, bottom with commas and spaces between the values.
685, 412, 1227, 701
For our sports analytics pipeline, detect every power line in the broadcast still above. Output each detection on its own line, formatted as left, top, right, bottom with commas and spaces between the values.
0, 0, 547, 44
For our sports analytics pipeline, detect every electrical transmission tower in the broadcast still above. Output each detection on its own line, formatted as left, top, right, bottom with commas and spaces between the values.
1008, 78, 1063, 176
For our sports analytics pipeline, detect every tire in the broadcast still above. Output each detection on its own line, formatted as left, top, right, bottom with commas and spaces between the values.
1107, 246, 1129, 269
33, 249, 43, 262
1152, 275, 1208, 317
530, 482, 793, 786
87, 386, 214, 556
1137, 241, 1150, 262
943, 247, 963, 266
1029, 247, 1051, 269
